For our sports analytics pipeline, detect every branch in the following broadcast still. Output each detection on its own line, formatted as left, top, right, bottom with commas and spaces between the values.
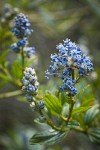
0, 90, 23, 99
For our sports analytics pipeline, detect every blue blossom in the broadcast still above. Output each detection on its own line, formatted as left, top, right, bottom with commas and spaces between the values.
10, 43, 20, 52
63, 77, 77, 96
45, 38, 94, 96
11, 13, 35, 57
12, 13, 33, 38
23, 47, 35, 57
10, 38, 28, 52
17, 38, 28, 47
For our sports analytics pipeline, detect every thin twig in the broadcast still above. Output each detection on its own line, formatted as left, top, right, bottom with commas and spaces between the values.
0, 90, 23, 99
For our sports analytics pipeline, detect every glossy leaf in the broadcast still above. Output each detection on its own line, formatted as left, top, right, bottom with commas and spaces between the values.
24, 56, 37, 67
72, 106, 91, 116
11, 61, 22, 79
76, 81, 94, 106
66, 120, 80, 129
0, 50, 9, 64
29, 130, 68, 145
84, 104, 100, 125
88, 128, 100, 145
34, 117, 46, 125
0, 72, 11, 81
44, 93, 62, 117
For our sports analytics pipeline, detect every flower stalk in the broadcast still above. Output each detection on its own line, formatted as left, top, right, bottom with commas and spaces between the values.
66, 97, 75, 123
21, 47, 25, 72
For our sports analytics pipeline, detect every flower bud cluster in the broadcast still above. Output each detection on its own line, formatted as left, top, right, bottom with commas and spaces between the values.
22, 67, 39, 98
10, 13, 35, 57
0, 4, 19, 24
30, 100, 45, 111
46, 38, 94, 96
22, 67, 45, 110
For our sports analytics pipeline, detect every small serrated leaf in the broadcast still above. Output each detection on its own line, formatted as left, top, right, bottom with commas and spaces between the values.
0, 50, 9, 64
72, 106, 91, 116
84, 104, 100, 125
44, 97, 59, 116
34, 117, 46, 125
88, 128, 100, 145
66, 120, 80, 129
44, 93, 62, 117
29, 130, 68, 145
76, 81, 94, 106
25, 56, 37, 67
0, 72, 10, 81
11, 61, 22, 79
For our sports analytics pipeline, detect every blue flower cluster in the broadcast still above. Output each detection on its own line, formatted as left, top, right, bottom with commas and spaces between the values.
10, 13, 35, 57
22, 67, 45, 110
12, 13, 33, 38
46, 38, 94, 96
0, 4, 19, 24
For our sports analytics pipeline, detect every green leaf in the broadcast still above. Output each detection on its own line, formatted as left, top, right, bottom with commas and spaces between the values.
84, 104, 100, 125
11, 61, 22, 79
29, 130, 68, 145
0, 50, 9, 64
3, 31, 12, 39
66, 120, 80, 129
34, 117, 46, 125
72, 106, 91, 116
25, 56, 37, 67
76, 81, 94, 106
76, 80, 90, 94
44, 107, 52, 119
44, 93, 62, 117
0, 72, 10, 81
88, 128, 100, 145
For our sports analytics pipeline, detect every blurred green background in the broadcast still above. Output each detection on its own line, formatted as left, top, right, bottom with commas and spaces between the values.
0, 0, 100, 150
